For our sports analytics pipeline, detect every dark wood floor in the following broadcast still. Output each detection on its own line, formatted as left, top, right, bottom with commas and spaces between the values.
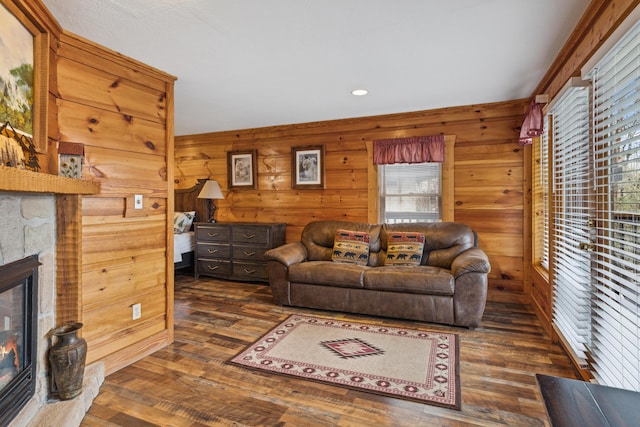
81, 273, 578, 426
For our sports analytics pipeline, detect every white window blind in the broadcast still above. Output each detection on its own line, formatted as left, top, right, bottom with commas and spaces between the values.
536, 115, 550, 269
379, 163, 441, 223
586, 19, 640, 391
550, 85, 592, 363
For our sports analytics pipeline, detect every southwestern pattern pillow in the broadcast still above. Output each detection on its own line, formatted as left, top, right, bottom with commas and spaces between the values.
332, 229, 370, 266
385, 232, 425, 266
173, 211, 196, 234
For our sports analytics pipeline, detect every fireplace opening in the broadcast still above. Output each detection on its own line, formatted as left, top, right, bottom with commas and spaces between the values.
0, 255, 39, 426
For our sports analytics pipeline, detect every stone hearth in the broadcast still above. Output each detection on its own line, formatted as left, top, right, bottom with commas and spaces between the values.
0, 192, 103, 427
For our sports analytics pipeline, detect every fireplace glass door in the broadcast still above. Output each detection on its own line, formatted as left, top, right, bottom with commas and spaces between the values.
0, 255, 38, 426
0, 283, 25, 391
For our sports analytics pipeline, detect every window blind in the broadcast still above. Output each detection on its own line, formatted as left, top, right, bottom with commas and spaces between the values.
536, 115, 550, 269
379, 163, 441, 223
550, 85, 592, 363
585, 19, 640, 391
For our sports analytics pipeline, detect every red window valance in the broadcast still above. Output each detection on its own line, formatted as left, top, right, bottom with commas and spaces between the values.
519, 99, 544, 145
372, 135, 444, 165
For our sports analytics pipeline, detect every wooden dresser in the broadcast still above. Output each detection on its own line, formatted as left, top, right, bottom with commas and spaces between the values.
194, 222, 286, 282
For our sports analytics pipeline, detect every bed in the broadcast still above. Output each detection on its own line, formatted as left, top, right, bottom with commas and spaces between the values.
174, 179, 208, 272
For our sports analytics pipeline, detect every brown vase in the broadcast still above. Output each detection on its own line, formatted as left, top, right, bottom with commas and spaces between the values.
48, 322, 87, 400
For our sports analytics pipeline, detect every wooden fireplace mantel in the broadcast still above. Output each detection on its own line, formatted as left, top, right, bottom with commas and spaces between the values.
0, 166, 100, 194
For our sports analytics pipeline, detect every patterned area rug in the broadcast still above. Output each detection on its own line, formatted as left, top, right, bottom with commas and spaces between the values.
228, 314, 460, 410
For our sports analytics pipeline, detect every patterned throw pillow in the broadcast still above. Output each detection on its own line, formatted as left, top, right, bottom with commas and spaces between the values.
331, 229, 370, 266
173, 211, 196, 234
385, 232, 425, 266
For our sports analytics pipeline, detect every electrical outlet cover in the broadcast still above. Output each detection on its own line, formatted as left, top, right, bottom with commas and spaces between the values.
132, 303, 141, 320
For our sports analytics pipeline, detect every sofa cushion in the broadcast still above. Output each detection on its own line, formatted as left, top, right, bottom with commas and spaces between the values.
381, 222, 476, 269
384, 232, 425, 266
301, 221, 382, 265
289, 261, 366, 288
331, 229, 370, 266
364, 266, 454, 295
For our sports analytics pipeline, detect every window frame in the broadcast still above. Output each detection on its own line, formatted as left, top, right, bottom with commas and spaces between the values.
367, 135, 455, 223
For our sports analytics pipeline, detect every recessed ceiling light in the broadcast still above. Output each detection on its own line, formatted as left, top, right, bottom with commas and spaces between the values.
351, 89, 368, 96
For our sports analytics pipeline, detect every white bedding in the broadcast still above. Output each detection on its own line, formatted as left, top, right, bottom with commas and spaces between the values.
174, 231, 195, 263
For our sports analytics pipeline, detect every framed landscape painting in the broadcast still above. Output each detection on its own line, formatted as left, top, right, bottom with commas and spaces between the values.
0, 0, 49, 154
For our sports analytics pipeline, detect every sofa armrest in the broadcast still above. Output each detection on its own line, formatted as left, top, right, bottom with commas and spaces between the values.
451, 247, 491, 278
264, 242, 307, 267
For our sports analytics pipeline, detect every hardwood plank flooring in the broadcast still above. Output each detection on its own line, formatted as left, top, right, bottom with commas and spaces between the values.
81, 273, 578, 426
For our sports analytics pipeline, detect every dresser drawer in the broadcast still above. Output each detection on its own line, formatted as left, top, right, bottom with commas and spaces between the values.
233, 245, 267, 261
194, 222, 285, 282
233, 226, 270, 245
198, 259, 231, 276
233, 262, 268, 281
196, 225, 231, 242
196, 243, 230, 259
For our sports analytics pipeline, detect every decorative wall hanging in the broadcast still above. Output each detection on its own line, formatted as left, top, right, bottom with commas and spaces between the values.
0, 121, 39, 171
58, 141, 84, 178
228, 149, 257, 189
291, 145, 325, 189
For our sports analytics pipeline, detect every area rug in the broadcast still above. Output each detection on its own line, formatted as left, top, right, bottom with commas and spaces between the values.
228, 314, 460, 409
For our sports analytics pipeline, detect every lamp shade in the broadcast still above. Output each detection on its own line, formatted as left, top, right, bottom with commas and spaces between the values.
197, 180, 224, 199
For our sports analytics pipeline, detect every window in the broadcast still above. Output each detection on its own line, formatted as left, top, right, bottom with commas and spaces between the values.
379, 163, 441, 223
586, 19, 640, 390
548, 83, 592, 364
535, 14, 640, 391
533, 115, 550, 269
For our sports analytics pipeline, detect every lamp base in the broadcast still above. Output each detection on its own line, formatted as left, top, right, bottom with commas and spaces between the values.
206, 199, 217, 223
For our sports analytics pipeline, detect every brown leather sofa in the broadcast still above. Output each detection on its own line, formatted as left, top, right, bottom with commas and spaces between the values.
264, 220, 491, 328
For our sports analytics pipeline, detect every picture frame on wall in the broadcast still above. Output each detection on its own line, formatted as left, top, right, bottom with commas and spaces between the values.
228, 149, 257, 189
291, 145, 325, 189
0, 0, 49, 155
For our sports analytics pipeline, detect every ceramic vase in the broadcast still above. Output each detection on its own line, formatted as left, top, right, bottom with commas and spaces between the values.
48, 322, 87, 400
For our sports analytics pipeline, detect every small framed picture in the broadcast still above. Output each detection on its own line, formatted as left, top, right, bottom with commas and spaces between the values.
228, 150, 257, 189
291, 145, 325, 189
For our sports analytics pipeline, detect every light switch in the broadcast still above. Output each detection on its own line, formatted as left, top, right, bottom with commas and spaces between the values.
134, 194, 143, 210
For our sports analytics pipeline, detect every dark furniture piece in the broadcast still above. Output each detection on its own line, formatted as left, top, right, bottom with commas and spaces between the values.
264, 220, 490, 328
537, 373, 640, 427
195, 222, 286, 282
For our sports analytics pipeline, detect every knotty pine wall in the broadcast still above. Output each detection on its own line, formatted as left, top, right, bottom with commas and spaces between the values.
175, 99, 528, 301
49, 28, 176, 371
527, 0, 640, 336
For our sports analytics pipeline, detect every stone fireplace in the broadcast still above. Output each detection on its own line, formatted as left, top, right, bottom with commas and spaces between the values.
0, 192, 103, 427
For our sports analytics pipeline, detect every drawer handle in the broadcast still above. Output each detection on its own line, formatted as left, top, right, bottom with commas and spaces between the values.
243, 251, 256, 256
207, 265, 219, 271
207, 232, 219, 237
243, 268, 256, 274
208, 248, 219, 254
243, 233, 256, 239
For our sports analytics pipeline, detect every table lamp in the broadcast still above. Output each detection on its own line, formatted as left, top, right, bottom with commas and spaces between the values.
197, 180, 224, 222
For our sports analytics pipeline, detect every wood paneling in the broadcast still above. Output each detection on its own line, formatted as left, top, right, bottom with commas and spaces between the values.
53, 30, 176, 371
175, 99, 529, 298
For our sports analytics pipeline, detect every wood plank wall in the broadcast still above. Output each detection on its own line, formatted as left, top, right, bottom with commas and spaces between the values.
527, 0, 639, 336
175, 99, 528, 301
52, 31, 176, 373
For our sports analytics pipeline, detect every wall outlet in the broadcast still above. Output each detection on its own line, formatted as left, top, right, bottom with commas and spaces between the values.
134, 194, 143, 210
132, 303, 141, 320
